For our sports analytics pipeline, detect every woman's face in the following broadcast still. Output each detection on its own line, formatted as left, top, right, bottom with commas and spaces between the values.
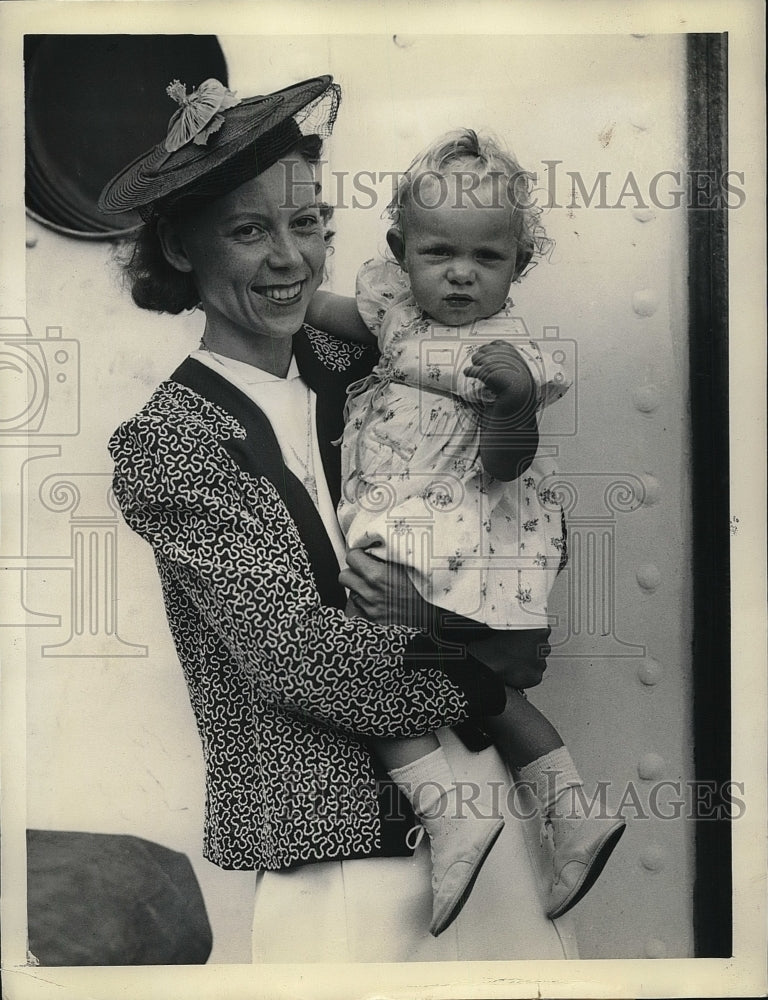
173, 153, 326, 353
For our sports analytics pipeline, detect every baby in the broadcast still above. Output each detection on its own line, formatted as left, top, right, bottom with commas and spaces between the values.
308, 129, 624, 935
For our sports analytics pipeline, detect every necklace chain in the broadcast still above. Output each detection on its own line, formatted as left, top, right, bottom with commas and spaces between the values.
289, 385, 319, 505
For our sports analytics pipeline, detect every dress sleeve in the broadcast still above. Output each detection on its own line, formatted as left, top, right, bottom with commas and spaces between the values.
109, 409, 505, 739
355, 259, 410, 347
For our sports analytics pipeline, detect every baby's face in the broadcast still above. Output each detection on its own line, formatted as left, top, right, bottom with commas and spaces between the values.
400, 175, 520, 327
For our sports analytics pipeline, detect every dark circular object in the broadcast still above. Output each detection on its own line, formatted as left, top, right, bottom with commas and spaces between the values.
24, 34, 228, 239
26, 829, 213, 965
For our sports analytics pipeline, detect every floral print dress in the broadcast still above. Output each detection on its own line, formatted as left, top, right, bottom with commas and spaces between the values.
338, 259, 571, 629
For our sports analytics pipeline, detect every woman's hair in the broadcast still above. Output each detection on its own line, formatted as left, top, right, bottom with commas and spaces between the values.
117, 134, 332, 315
386, 128, 551, 280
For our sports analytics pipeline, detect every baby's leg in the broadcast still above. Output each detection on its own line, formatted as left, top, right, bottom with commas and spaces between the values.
482, 685, 564, 767
467, 629, 572, 771
368, 734, 503, 937
483, 686, 587, 832
470, 630, 626, 918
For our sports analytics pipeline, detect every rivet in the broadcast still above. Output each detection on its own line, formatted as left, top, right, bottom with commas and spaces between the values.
633, 208, 656, 223
640, 474, 661, 506
26, 235, 38, 249
638, 657, 663, 686
638, 752, 665, 781
632, 289, 659, 317
636, 564, 661, 591
640, 843, 667, 872
645, 938, 667, 958
633, 385, 660, 413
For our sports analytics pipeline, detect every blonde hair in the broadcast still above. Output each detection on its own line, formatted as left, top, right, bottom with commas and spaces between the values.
387, 128, 551, 280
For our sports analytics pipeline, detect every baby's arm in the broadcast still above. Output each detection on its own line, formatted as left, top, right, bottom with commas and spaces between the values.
306, 290, 377, 347
463, 339, 539, 481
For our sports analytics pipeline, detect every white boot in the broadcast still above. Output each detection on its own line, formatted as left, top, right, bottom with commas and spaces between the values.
519, 749, 626, 920
422, 789, 505, 936
545, 813, 626, 919
390, 749, 505, 937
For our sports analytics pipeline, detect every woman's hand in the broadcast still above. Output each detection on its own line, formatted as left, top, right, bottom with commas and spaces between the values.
339, 546, 428, 626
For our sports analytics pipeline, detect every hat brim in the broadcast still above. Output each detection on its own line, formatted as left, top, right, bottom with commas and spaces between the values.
25, 34, 229, 239
98, 75, 334, 215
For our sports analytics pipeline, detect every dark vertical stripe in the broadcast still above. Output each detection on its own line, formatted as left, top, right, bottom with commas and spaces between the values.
687, 32, 731, 958
170, 355, 347, 609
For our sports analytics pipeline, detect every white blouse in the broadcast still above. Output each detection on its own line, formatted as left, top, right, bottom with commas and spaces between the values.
190, 348, 348, 572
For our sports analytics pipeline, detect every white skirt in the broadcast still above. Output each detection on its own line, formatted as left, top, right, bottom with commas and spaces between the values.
251, 728, 578, 963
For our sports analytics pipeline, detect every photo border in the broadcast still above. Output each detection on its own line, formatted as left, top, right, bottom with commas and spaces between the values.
1, 2, 765, 998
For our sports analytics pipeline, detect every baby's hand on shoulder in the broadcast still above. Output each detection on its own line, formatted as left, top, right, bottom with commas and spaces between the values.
463, 340, 537, 418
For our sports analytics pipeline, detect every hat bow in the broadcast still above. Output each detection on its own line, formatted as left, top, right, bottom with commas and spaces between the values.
164, 78, 241, 152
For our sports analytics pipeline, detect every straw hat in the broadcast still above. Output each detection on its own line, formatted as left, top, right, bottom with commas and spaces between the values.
98, 75, 340, 220
25, 34, 229, 238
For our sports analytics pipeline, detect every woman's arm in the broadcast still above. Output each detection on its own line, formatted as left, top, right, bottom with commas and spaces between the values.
463, 339, 540, 481
342, 548, 548, 690
110, 409, 505, 739
306, 290, 377, 347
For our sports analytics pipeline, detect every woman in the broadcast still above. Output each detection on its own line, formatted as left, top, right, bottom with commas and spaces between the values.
100, 74, 576, 962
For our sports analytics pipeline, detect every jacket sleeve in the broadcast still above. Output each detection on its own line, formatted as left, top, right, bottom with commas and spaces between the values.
109, 407, 505, 739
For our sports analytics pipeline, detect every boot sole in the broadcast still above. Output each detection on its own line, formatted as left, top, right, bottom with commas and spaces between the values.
430, 821, 505, 937
546, 819, 626, 920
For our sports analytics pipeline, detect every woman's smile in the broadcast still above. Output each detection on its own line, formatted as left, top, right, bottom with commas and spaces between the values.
256, 280, 306, 303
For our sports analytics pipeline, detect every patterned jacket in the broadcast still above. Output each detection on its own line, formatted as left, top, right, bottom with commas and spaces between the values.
109, 327, 505, 871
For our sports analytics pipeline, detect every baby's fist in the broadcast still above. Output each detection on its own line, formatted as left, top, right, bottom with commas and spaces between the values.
464, 340, 537, 415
